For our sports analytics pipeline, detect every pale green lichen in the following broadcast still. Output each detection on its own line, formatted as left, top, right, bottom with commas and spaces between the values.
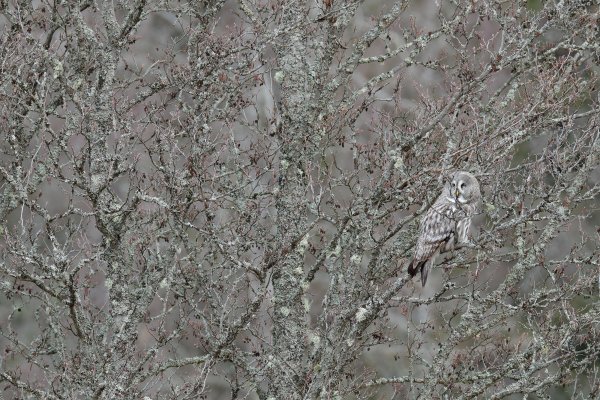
274, 70, 284, 83
279, 306, 290, 317
355, 307, 368, 322
297, 234, 309, 255
308, 331, 320, 347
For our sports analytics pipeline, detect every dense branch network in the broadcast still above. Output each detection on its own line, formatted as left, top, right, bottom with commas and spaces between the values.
0, 1, 598, 399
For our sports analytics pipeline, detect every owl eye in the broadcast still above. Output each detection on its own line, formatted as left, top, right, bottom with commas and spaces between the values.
460, 182, 466, 189
451, 182, 456, 187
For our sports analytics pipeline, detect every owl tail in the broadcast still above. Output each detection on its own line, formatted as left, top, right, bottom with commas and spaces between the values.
407, 260, 428, 287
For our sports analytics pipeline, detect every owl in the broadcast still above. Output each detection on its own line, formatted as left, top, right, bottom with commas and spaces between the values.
407, 171, 481, 287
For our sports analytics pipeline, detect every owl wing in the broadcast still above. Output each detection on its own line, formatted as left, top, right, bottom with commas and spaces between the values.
414, 200, 456, 260
407, 199, 456, 286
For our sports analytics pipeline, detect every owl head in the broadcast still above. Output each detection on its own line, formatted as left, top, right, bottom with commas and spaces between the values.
446, 171, 481, 205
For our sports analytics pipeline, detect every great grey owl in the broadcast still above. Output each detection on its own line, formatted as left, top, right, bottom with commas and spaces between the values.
407, 171, 481, 287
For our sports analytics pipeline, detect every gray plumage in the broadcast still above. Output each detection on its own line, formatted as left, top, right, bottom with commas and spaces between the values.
407, 171, 481, 287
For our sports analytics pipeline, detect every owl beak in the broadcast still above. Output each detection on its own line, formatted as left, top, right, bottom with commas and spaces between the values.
454, 189, 460, 199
